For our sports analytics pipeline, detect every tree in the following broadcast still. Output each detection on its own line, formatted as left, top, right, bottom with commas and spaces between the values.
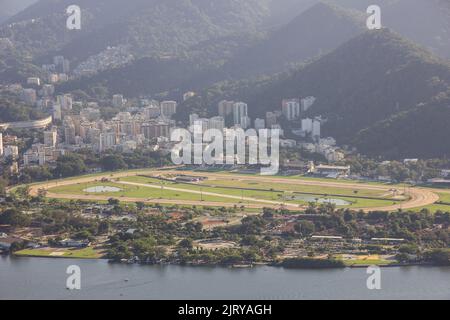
0, 209, 31, 227
101, 155, 128, 171
37, 188, 47, 199
15, 185, 30, 199
425, 249, 450, 266
294, 220, 315, 237
136, 202, 146, 211
108, 198, 120, 206
53, 154, 86, 178
179, 238, 194, 250
98, 221, 110, 235
0, 177, 8, 196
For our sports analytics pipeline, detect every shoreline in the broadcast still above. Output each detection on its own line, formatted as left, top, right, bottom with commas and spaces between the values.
8, 254, 444, 269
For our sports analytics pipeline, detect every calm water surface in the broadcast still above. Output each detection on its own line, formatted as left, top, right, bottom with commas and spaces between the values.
0, 256, 449, 300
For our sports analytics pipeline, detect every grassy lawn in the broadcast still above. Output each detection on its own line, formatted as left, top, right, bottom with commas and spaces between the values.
436, 193, 450, 203
48, 181, 252, 204
15, 247, 103, 259
197, 178, 390, 198
48, 176, 400, 209
343, 259, 394, 266
21, 168, 421, 211
337, 255, 395, 266
120, 176, 399, 208
412, 192, 450, 213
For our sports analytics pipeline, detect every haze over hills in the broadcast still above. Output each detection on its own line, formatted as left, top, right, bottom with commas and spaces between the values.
3, 0, 449, 83
179, 29, 450, 159
0, 0, 277, 83
2, 0, 450, 159
1, 0, 287, 61
56, 1, 368, 96
0, 0, 37, 24
355, 91, 450, 159
222, 2, 365, 78
329, 0, 450, 59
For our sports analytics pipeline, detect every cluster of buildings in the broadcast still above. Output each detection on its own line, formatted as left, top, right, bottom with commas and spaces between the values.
73, 45, 134, 78
298, 137, 345, 162
210, 97, 344, 163
23, 128, 66, 166
60, 100, 178, 154
0, 132, 20, 174
1, 67, 348, 175
40, 55, 71, 83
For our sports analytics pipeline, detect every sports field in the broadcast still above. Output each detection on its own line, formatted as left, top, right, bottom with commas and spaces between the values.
27, 168, 441, 212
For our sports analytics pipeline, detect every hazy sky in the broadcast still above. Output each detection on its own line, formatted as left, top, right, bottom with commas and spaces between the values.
0, 0, 37, 16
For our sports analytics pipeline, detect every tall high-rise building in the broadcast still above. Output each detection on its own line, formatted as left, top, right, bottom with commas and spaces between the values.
54, 56, 65, 66
142, 122, 171, 139
233, 102, 248, 126
301, 96, 316, 112
144, 106, 161, 119
208, 116, 225, 131
240, 116, 251, 129
112, 94, 125, 108
0, 132, 3, 157
189, 114, 199, 126
218, 100, 234, 117
312, 119, 321, 139
282, 99, 300, 121
4, 146, 19, 159
41, 84, 55, 97
57, 94, 73, 110
21, 88, 37, 105
160, 101, 177, 118
254, 118, 265, 131
266, 112, 278, 127
98, 131, 117, 152
44, 129, 58, 148
53, 104, 62, 121
64, 125, 76, 145
301, 118, 313, 133
62, 60, 71, 73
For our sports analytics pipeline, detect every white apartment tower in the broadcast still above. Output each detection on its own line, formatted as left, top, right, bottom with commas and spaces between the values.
218, 100, 234, 117
254, 118, 265, 131
282, 99, 300, 121
112, 94, 125, 108
312, 119, 321, 138
208, 116, 225, 131
160, 101, 177, 118
233, 102, 248, 126
301, 96, 316, 112
44, 129, 58, 148
302, 118, 313, 133
57, 94, 73, 110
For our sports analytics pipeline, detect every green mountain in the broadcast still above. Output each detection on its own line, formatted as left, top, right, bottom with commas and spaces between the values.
0, 91, 45, 123
179, 29, 450, 159
354, 91, 450, 159
249, 29, 450, 139
329, 0, 450, 59
1, 0, 273, 61
223, 2, 365, 77
56, 2, 367, 97
0, 0, 37, 24
0, 40, 43, 84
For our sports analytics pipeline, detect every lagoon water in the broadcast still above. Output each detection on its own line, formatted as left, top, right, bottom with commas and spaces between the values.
293, 195, 351, 206
83, 186, 122, 193
0, 256, 449, 300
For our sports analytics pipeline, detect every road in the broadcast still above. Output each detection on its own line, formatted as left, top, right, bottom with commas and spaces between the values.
27, 169, 440, 212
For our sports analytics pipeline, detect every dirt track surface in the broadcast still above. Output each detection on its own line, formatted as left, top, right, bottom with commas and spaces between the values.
28, 169, 441, 212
